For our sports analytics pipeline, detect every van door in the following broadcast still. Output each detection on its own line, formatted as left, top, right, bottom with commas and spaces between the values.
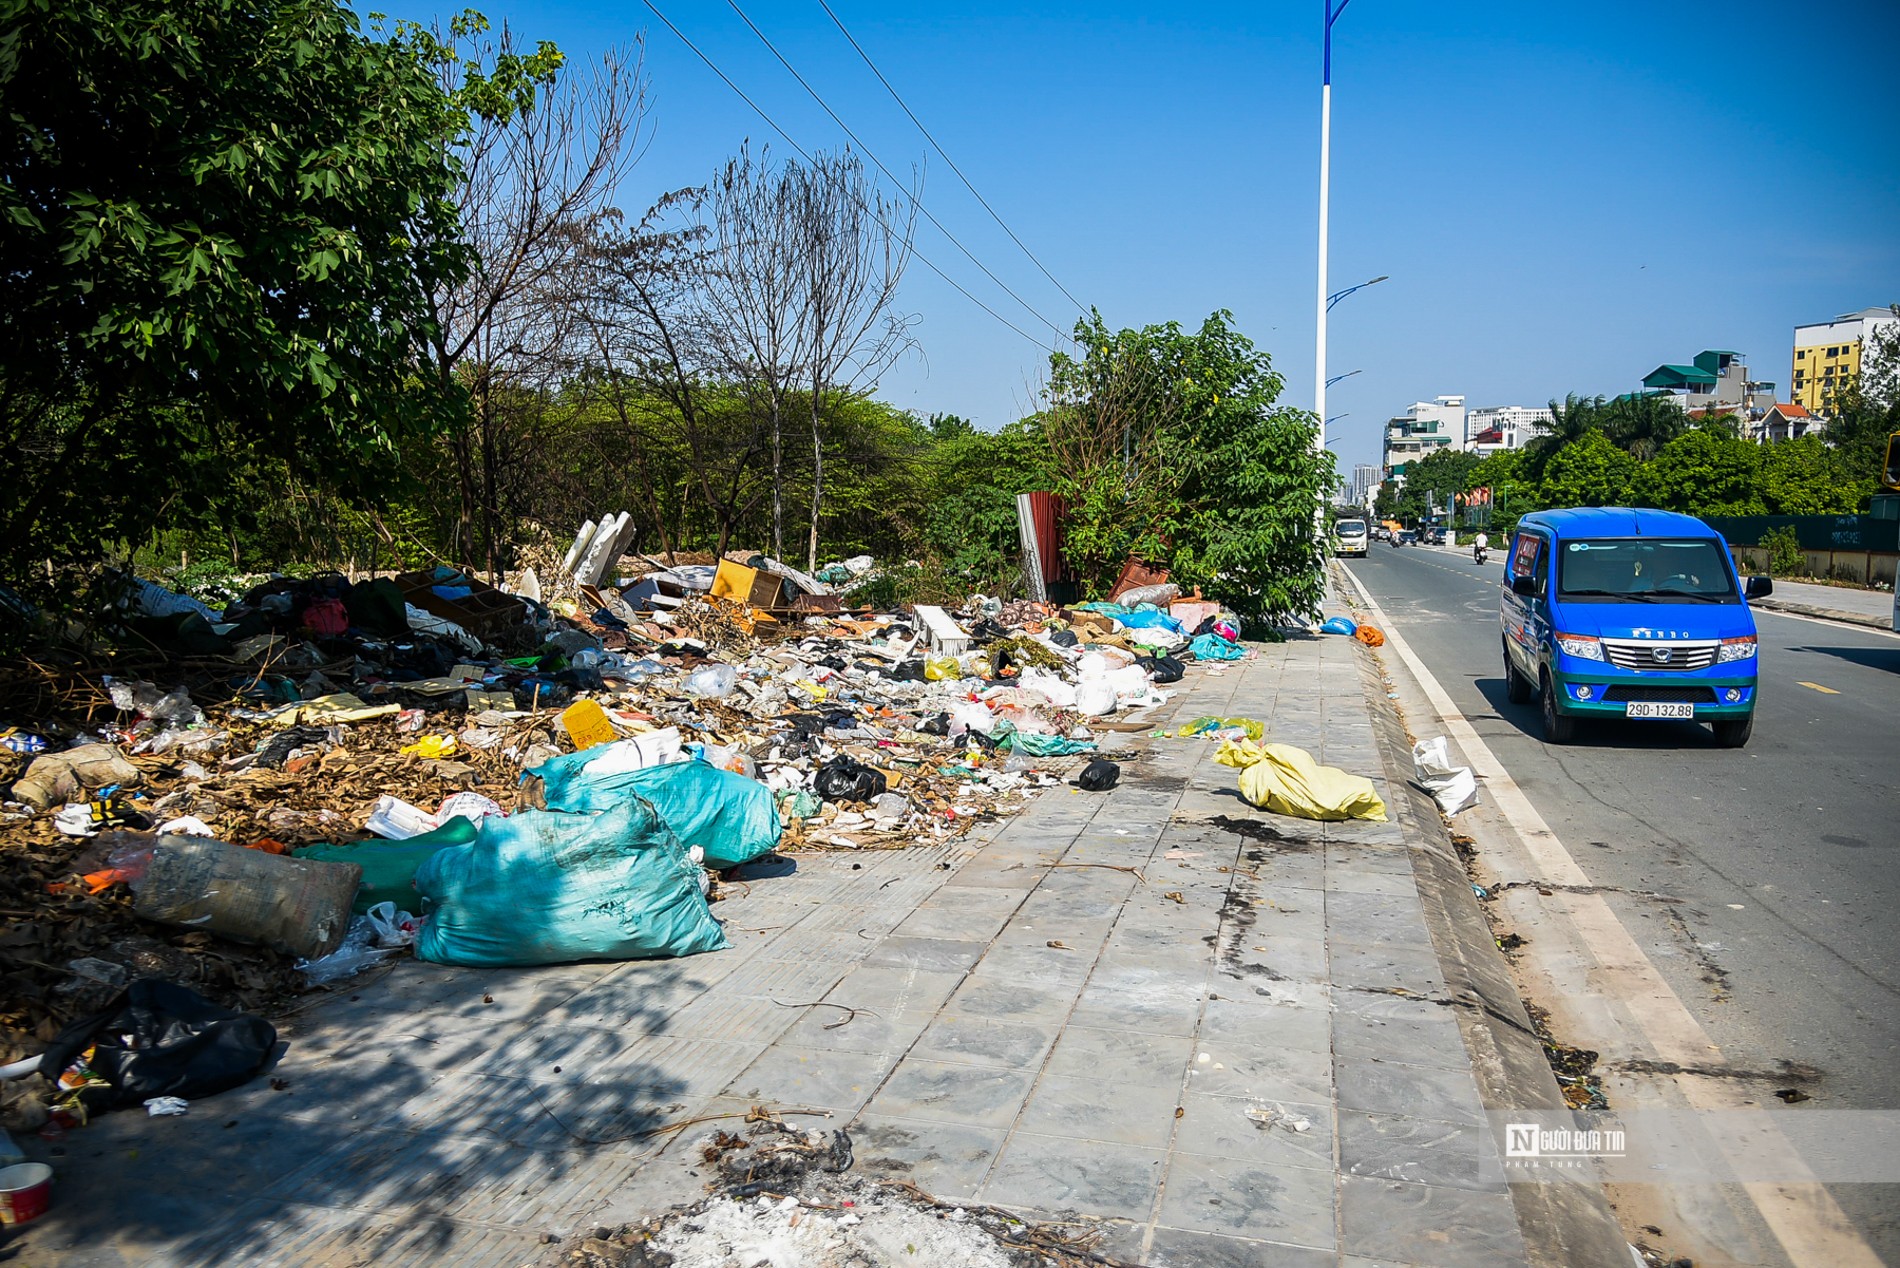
1503, 531, 1549, 676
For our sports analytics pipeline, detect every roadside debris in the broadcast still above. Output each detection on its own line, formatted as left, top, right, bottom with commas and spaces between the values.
2, 547, 1264, 1096
1214, 737, 1388, 822
1412, 736, 1478, 816
551, 1111, 1140, 1268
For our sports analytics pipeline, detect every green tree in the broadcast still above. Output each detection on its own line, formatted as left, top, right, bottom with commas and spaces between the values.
1539, 430, 1636, 508
1634, 428, 1763, 515
1523, 393, 1606, 483
1757, 437, 1861, 515
0, 0, 471, 589
1391, 448, 1479, 525
1603, 392, 1689, 460
1822, 305, 1900, 503
1037, 310, 1332, 624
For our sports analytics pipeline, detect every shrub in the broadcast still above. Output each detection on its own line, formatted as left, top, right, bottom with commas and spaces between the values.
1761, 525, 1805, 577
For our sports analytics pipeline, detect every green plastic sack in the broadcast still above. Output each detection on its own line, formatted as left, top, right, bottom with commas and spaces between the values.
1189, 633, 1245, 661
1007, 731, 1096, 757
527, 752, 781, 869
295, 818, 478, 914
413, 801, 728, 966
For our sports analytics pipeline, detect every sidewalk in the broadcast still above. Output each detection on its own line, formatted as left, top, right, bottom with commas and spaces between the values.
9, 624, 1627, 1267
1750, 576, 1895, 629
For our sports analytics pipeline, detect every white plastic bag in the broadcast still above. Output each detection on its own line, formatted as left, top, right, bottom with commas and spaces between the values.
1412, 737, 1478, 816
365, 901, 419, 948
1074, 678, 1117, 717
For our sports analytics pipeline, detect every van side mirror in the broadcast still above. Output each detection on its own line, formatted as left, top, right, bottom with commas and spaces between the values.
1746, 575, 1773, 599
1511, 575, 1536, 597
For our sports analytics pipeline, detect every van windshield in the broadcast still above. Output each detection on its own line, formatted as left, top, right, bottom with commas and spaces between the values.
1556, 537, 1738, 604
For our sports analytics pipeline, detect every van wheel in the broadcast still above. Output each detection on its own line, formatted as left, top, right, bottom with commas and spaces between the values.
1540, 670, 1575, 744
1712, 713, 1754, 748
1504, 643, 1532, 704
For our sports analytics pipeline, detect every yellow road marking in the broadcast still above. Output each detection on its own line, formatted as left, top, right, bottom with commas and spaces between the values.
1797, 681, 1839, 695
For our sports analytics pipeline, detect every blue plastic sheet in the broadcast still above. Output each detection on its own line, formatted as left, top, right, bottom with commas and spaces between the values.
1189, 633, 1246, 661
1319, 616, 1358, 636
414, 801, 728, 966
527, 752, 781, 869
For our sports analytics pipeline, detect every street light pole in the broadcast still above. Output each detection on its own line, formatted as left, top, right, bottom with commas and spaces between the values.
1314, 0, 1350, 475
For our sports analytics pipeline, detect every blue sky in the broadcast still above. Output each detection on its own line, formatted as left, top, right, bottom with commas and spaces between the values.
387, 0, 1900, 475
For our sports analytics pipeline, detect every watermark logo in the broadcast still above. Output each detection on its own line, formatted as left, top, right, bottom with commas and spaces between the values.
1505, 1124, 1626, 1167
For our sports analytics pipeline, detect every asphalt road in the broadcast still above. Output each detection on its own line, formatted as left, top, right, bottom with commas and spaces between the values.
1341, 543, 1900, 1254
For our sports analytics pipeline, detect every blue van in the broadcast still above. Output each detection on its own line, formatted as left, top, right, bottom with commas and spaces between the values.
1500, 508, 1772, 747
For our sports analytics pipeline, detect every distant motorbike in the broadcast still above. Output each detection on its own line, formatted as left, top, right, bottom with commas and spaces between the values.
1473, 544, 1489, 565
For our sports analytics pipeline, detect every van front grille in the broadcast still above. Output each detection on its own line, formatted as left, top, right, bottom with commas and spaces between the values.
1600, 638, 1719, 671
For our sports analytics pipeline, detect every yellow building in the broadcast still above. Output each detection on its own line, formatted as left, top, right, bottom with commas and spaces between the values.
1791, 307, 1897, 414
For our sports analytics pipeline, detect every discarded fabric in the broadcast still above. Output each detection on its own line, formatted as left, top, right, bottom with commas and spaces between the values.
1215, 738, 1387, 822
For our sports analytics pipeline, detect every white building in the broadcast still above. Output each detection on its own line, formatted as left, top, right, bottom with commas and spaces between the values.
1465, 405, 1552, 452
1792, 307, 1899, 415
1348, 464, 1379, 510
1383, 395, 1466, 483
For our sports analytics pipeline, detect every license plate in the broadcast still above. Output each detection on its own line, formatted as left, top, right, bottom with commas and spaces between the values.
1625, 702, 1694, 719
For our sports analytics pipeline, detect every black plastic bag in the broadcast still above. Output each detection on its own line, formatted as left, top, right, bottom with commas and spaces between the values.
1073, 759, 1121, 792
968, 618, 1009, 643
1049, 629, 1080, 648
916, 712, 950, 736
814, 757, 889, 803
38, 979, 278, 1114
1138, 654, 1185, 684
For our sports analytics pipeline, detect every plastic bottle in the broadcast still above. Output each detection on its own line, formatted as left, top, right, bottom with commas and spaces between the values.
683, 664, 739, 698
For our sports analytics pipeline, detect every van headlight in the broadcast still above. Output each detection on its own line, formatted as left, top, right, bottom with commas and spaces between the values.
1718, 636, 1757, 662
1556, 633, 1605, 661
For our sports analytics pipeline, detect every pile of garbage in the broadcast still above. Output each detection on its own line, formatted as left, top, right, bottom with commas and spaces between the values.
0, 552, 1251, 1072
551, 1114, 1134, 1268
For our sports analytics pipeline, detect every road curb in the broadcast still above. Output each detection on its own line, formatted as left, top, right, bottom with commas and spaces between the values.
1344, 621, 1636, 1268
1753, 596, 1892, 630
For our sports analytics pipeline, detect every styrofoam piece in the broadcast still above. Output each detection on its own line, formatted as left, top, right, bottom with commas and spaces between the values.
577, 511, 630, 587
913, 605, 971, 657
562, 519, 598, 573
588, 514, 641, 588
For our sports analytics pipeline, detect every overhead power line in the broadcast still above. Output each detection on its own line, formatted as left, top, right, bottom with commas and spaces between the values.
815, 0, 1088, 319
640, 0, 1055, 352
721, 0, 1071, 343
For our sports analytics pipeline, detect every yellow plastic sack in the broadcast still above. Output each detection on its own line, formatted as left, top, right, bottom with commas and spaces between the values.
1214, 738, 1387, 822
401, 734, 458, 759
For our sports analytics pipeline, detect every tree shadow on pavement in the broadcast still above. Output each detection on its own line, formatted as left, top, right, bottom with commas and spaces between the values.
8, 952, 723, 1267
1782, 644, 1900, 675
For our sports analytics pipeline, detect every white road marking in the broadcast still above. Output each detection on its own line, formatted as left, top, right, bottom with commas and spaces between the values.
1336, 559, 1882, 1268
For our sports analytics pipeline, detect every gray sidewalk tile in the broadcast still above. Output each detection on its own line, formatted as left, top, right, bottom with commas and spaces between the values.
865, 1059, 1036, 1128
1014, 1073, 1182, 1149
1220, 933, 1330, 983
1171, 1090, 1335, 1172
982, 1132, 1167, 1221
1326, 940, 1448, 993
1200, 997, 1333, 1053
892, 900, 1017, 942
1334, 1008, 1472, 1070
1335, 1057, 1488, 1126
1146, 1226, 1339, 1268
910, 1014, 1063, 1069
945, 974, 1081, 1022
822, 963, 967, 1013
1154, 1150, 1337, 1248
723, 1044, 891, 1114
1338, 1111, 1508, 1192
775, 1003, 933, 1055
850, 1112, 1009, 1201
1339, 1176, 1528, 1267
863, 934, 992, 973
1043, 1023, 1197, 1086
1185, 1040, 1335, 1106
